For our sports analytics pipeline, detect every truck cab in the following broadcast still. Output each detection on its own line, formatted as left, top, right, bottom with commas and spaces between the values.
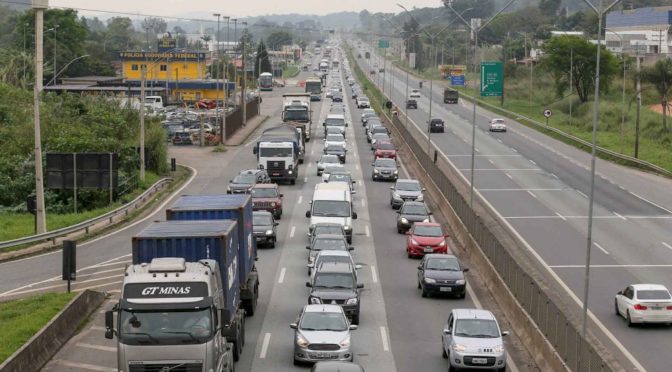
258, 141, 299, 184
106, 257, 235, 372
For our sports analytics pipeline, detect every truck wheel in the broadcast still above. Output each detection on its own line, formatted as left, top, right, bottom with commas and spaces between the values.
299, 158, 304, 164
233, 323, 242, 361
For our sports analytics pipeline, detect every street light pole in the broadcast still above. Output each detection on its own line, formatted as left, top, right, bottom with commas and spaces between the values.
221, 15, 230, 145
232, 19, 238, 102
140, 65, 146, 181
242, 21, 248, 126
33, 0, 48, 234
213, 13, 221, 139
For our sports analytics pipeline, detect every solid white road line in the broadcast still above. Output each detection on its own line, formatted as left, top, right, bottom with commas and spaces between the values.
529, 159, 536, 165
365, 225, 370, 237
459, 168, 541, 171
663, 242, 672, 250
594, 242, 610, 255
550, 264, 672, 268
298, 195, 303, 204
629, 191, 672, 215
278, 268, 286, 284
555, 212, 567, 221
361, 199, 366, 207
371, 265, 378, 283
526, 191, 537, 199
290, 226, 296, 238
479, 188, 565, 191
379, 327, 390, 352
75, 342, 116, 353
613, 212, 627, 221
259, 333, 271, 359
505, 173, 513, 179
576, 189, 588, 198
488, 159, 495, 165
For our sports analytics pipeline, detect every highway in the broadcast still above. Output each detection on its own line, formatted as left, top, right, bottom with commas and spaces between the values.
0, 44, 535, 372
355, 40, 672, 371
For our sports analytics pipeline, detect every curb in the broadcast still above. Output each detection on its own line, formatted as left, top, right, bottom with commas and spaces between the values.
226, 115, 270, 146
0, 290, 106, 372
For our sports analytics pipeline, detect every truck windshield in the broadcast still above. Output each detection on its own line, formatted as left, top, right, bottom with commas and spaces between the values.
284, 109, 308, 121
260, 147, 293, 157
119, 308, 213, 345
305, 82, 321, 93
312, 200, 351, 217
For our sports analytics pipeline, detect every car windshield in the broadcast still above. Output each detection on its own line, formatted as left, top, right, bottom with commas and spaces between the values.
284, 109, 309, 121
327, 134, 344, 142
396, 181, 421, 191
314, 272, 355, 289
373, 134, 390, 140
259, 147, 293, 157
377, 142, 395, 150
326, 146, 344, 152
426, 257, 460, 271
325, 118, 345, 126
492, 119, 505, 124
300, 312, 347, 332
119, 308, 213, 345
373, 127, 388, 134
363, 109, 375, 116
328, 174, 351, 183
414, 225, 443, 237
375, 158, 396, 167
233, 174, 256, 184
251, 188, 277, 198
313, 238, 347, 251
321, 156, 340, 164
402, 204, 427, 215
253, 214, 273, 226
454, 319, 500, 338
312, 200, 351, 217
637, 290, 672, 300
317, 255, 351, 267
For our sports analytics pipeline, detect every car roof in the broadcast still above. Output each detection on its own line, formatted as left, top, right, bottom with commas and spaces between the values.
314, 222, 344, 228
396, 178, 419, 184
413, 222, 441, 228
252, 183, 277, 189
327, 114, 345, 119
317, 250, 351, 257
632, 284, 670, 291
424, 253, 456, 260
315, 234, 347, 240
316, 261, 355, 274
304, 304, 344, 313
239, 169, 261, 175
402, 201, 425, 207
452, 308, 497, 321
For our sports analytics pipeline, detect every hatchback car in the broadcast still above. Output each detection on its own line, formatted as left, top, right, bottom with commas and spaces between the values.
374, 141, 397, 159
291, 304, 357, 365
253, 210, 278, 248
406, 99, 418, 109
307, 262, 363, 324
417, 254, 467, 298
251, 183, 283, 219
615, 284, 672, 326
368, 126, 390, 143
442, 309, 508, 371
307, 234, 353, 264
396, 201, 431, 233
309, 223, 347, 241
361, 109, 376, 124
228, 169, 270, 194
317, 154, 344, 176
410, 89, 421, 98
407, 222, 449, 257
390, 179, 425, 209
325, 134, 346, 149
372, 158, 398, 181
356, 97, 370, 108
429, 118, 445, 133
489, 118, 507, 132
324, 145, 347, 163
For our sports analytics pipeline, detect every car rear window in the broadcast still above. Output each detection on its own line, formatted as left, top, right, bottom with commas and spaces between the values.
637, 290, 671, 300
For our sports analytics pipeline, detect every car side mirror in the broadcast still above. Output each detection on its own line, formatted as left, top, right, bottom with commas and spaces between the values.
617, 290, 623, 295
396, 211, 401, 214
306, 246, 311, 250
349, 324, 358, 330
463, 268, 470, 272
502, 331, 510, 336
307, 263, 314, 268
348, 246, 354, 251
280, 194, 284, 197
355, 264, 363, 269
274, 222, 279, 226
422, 188, 427, 191
104, 310, 115, 339
443, 328, 450, 335
405, 231, 411, 235
229, 180, 232, 183
357, 283, 364, 289
428, 212, 433, 215
306, 282, 312, 288
352, 212, 358, 219
290, 322, 298, 329
389, 186, 394, 190
417, 265, 423, 270
306, 211, 311, 218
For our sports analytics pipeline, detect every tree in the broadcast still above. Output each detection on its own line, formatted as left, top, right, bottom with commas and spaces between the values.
542, 35, 619, 103
255, 40, 271, 78
106, 17, 136, 52
402, 17, 424, 70
642, 59, 672, 132
539, 0, 561, 18
267, 31, 292, 51
141, 17, 167, 50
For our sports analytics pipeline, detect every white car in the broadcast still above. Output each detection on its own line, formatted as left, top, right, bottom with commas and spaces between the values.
325, 133, 346, 149
615, 284, 672, 326
489, 118, 507, 132
307, 250, 361, 279
409, 89, 421, 98
356, 97, 370, 109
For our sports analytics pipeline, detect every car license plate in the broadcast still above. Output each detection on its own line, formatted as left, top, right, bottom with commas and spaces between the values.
472, 357, 488, 364
314, 352, 330, 359
651, 306, 663, 310
272, 173, 280, 176
424, 247, 433, 253
440, 287, 452, 292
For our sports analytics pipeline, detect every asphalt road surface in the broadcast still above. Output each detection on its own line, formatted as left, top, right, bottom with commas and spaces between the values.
355, 39, 672, 371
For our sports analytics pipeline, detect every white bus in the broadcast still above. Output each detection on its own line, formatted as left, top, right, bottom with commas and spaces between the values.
258, 72, 273, 91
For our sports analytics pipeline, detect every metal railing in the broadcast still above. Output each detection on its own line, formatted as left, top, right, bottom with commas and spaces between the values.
0, 177, 172, 251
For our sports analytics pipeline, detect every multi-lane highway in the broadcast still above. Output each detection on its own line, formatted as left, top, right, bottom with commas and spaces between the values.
355, 40, 672, 371
0, 42, 538, 371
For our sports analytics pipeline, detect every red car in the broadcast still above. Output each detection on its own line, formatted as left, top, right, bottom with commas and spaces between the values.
251, 183, 283, 219
374, 140, 397, 159
406, 222, 449, 258
196, 99, 217, 109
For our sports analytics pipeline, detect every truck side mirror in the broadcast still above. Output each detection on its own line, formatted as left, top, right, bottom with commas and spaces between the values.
305, 210, 311, 218
104, 310, 115, 339
352, 212, 358, 219
220, 309, 228, 329
306, 282, 312, 288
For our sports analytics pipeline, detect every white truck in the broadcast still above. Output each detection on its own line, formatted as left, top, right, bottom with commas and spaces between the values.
282, 93, 312, 142
253, 125, 301, 184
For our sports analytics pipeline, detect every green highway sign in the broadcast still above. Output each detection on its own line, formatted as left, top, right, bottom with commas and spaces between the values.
378, 39, 390, 49
480, 61, 503, 97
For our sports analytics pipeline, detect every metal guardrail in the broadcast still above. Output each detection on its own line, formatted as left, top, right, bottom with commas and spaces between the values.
0, 177, 172, 251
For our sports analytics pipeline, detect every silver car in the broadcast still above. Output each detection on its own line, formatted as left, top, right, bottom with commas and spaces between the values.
325, 134, 346, 149
442, 309, 508, 371
390, 179, 425, 209
316, 155, 344, 176
291, 304, 357, 365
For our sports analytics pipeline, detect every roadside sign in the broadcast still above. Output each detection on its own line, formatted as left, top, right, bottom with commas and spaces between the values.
378, 39, 390, 49
480, 61, 503, 97
543, 109, 552, 118
450, 75, 465, 86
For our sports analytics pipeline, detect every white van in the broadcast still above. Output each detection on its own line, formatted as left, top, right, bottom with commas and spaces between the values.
324, 114, 347, 136
144, 96, 164, 111
306, 183, 357, 243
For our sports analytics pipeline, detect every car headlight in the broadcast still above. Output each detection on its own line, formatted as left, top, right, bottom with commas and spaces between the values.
400, 217, 408, 224
392, 192, 401, 199
343, 225, 352, 231
494, 345, 504, 353
309, 297, 322, 304
393, 170, 398, 174
373, 169, 379, 174
339, 335, 351, 348
265, 230, 273, 235
288, 170, 293, 175
345, 298, 358, 305
296, 333, 310, 347
416, 194, 423, 201
453, 343, 466, 352
424, 278, 436, 284
422, 219, 430, 223
455, 279, 466, 285
438, 240, 445, 247
411, 238, 419, 245
270, 202, 276, 207
227, 186, 231, 191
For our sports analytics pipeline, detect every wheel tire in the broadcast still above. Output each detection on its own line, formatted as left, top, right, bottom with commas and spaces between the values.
615, 300, 620, 316
290, 179, 296, 185
276, 212, 281, 220
293, 358, 301, 366
421, 286, 428, 298
417, 280, 421, 289
626, 311, 634, 327
498, 367, 506, 372
449, 363, 458, 372
352, 314, 360, 325
397, 228, 402, 234
442, 345, 448, 358
458, 292, 466, 299
270, 240, 276, 249
240, 315, 246, 346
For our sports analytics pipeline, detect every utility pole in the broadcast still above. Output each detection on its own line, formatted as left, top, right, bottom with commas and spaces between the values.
221, 15, 230, 145
569, 48, 573, 125
213, 13, 221, 141
140, 65, 146, 181
33, 0, 48, 233
52, 24, 58, 85
635, 45, 641, 158
23, 23, 29, 86
232, 19, 238, 102
241, 22, 247, 126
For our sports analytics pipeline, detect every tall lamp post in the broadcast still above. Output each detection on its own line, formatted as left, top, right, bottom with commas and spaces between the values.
213, 13, 221, 139
232, 19, 238, 102
33, 0, 48, 234
46, 24, 59, 85
221, 15, 230, 145
241, 21, 248, 126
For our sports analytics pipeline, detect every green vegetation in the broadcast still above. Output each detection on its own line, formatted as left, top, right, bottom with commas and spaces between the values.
345, 46, 386, 114
283, 64, 300, 78
0, 292, 77, 363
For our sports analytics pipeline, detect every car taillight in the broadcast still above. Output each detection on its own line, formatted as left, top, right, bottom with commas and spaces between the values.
633, 304, 648, 310
666, 306, 672, 310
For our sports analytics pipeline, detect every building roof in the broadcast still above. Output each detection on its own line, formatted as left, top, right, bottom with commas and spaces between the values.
607, 6, 672, 28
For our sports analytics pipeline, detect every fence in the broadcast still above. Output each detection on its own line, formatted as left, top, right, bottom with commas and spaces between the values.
224, 98, 260, 140
389, 112, 617, 372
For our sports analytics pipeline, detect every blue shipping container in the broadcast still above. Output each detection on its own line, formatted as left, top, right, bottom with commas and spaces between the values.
166, 194, 255, 286
132, 220, 240, 323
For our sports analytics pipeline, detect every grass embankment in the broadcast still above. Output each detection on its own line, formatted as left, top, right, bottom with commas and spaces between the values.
387, 52, 672, 173
0, 171, 161, 242
282, 64, 300, 78
344, 46, 387, 115
0, 292, 77, 363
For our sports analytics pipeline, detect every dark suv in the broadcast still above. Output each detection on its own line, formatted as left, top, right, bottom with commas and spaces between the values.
306, 262, 364, 324
251, 183, 283, 219
428, 118, 445, 133
228, 169, 271, 194
406, 99, 418, 109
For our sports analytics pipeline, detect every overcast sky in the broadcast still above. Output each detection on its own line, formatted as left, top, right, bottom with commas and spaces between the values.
51, 0, 442, 18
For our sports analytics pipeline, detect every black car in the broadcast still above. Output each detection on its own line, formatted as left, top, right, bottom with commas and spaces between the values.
417, 254, 468, 298
253, 210, 278, 248
428, 118, 445, 133
324, 144, 347, 163
306, 262, 363, 324
406, 99, 417, 109
228, 169, 271, 194
396, 201, 431, 233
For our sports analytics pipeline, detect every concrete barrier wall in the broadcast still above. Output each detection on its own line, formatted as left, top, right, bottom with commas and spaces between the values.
0, 290, 106, 372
